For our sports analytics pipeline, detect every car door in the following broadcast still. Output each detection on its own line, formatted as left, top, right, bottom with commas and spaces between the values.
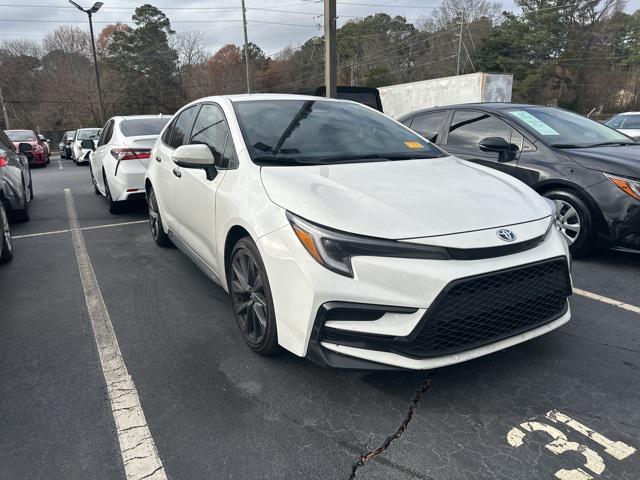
171, 102, 233, 272
91, 120, 115, 192
404, 110, 449, 144
154, 105, 198, 232
443, 109, 526, 180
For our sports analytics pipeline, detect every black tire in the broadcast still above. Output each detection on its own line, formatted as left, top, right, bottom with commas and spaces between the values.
544, 189, 596, 257
90, 166, 100, 195
229, 237, 279, 355
147, 186, 171, 247
29, 178, 34, 199
0, 201, 14, 264
12, 182, 30, 223
103, 170, 122, 214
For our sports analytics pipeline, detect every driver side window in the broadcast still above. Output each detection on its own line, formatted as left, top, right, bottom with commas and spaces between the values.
190, 103, 234, 170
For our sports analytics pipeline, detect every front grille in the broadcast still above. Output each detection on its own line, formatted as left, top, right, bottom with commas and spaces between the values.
393, 258, 571, 358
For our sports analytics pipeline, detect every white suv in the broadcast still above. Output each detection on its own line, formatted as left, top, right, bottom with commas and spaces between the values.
145, 94, 572, 370
89, 115, 171, 213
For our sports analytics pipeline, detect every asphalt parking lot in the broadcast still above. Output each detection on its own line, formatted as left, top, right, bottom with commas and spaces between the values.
1, 155, 639, 480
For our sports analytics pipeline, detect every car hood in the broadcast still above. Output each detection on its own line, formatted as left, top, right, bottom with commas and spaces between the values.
564, 145, 640, 178
260, 157, 551, 239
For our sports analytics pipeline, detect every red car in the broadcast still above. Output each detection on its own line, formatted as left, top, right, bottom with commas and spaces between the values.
4, 129, 49, 167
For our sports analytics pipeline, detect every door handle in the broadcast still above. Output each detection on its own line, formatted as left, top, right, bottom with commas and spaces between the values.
173, 168, 182, 178
156, 156, 162, 162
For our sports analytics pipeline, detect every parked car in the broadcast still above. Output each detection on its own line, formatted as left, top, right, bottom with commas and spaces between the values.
0, 196, 12, 263
603, 112, 640, 141
89, 115, 171, 213
399, 103, 640, 256
71, 128, 101, 164
37, 134, 51, 162
0, 128, 33, 227
60, 130, 76, 159
4, 129, 47, 167
145, 94, 572, 370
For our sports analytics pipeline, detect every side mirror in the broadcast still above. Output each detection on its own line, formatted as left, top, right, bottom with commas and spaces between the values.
172, 144, 217, 180
80, 139, 96, 150
18, 142, 32, 153
479, 137, 511, 153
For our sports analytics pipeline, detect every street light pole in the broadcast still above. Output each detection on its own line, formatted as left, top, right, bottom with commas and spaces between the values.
324, 0, 337, 98
69, 1, 105, 125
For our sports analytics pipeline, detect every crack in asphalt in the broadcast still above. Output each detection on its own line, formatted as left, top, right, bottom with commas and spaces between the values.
348, 375, 434, 479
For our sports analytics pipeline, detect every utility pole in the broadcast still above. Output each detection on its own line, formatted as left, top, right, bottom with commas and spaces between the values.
69, 1, 104, 125
324, 0, 337, 98
0, 85, 9, 130
456, 9, 464, 76
241, 0, 251, 94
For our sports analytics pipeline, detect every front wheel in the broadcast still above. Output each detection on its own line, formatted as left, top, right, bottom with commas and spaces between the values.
229, 237, 279, 355
0, 201, 14, 264
544, 189, 596, 257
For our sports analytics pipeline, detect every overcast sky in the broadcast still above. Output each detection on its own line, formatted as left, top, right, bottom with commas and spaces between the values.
1, 0, 640, 56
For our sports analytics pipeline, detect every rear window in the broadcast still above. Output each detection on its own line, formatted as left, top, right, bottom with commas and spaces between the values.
77, 129, 101, 140
6, 130, 36, 141
66, 131, 76, 139
121, 117, 172, 137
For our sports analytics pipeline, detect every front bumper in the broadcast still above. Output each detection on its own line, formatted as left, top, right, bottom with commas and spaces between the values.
26, 151, 45, 165
257, 222, 572, 370
588, 179, 640, 250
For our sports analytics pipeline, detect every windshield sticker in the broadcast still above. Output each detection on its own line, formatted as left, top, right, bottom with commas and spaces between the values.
404, 141, 424, 149
510, 111, 560, 135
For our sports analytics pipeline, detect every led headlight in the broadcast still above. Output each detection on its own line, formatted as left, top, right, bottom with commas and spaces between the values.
605, 173, 640, 201
287, 212, 450, 277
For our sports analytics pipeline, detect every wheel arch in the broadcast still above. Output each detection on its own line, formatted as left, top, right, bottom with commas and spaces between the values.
535, 179, 609, 238
223, 225, 252, 290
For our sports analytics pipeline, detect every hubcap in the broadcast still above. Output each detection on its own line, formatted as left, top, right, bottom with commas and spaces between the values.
230, 251, 268, 343
553, 199, 581, 245
148, 192, 159, 240
1, 205, 12, 253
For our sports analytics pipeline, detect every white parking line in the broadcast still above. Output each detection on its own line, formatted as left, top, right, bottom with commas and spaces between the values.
58, 156, 63, 170
64, 189, 167, 480
574, 288, 640, 315
12, 220, 147, 239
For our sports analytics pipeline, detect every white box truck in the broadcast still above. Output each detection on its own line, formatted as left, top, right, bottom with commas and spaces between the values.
378, 72, 513, 119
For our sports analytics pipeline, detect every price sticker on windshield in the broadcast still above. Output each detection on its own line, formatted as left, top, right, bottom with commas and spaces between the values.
404, 141, 424, 149
510, 111, 560, 136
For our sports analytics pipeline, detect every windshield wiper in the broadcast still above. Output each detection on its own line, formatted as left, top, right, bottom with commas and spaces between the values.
253, 156, 305, 166
583, 141, 637, 148
550, 143, 586, 149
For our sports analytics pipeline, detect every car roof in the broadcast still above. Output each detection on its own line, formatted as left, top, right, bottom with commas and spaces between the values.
618, 111, 640, 116
398, 102, 542, 120
186, 93, 344, 106
77, 127, 101, 130
111, 114, 173, 122
5, 129, 34, 133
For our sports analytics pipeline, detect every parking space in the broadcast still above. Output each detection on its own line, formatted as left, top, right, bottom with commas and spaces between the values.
1, 157, 639, 479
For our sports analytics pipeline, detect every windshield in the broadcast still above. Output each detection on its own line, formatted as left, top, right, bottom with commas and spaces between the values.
233, 99, 445, 165
121, 117, 171, 137
6, 130, 36, 141
66, 131, 76, 139
77, 129, 101, 140
506, 107, 632, 147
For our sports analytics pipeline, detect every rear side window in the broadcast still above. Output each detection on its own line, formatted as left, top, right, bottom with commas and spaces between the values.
0, 130, 14, 150
98, 121, 114, 146
409, 111, 448, 143
168, 106, 197, 149
448, 110, 511, 147
121, 117, 171, 137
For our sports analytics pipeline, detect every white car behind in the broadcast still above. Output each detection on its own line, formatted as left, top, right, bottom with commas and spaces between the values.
145, 94, 573, 371
89, 115, 172, 213
604, 112, 640, 141
71, 128, 101, 164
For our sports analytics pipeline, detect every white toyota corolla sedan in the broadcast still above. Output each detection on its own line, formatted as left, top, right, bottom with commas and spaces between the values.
89, 115, 172, 213
145, 94, 572, 370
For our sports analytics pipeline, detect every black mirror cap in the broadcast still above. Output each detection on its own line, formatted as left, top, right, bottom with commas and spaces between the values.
479, 136, 511, 152
80, 139, 96, 150
18, 142, 32, 152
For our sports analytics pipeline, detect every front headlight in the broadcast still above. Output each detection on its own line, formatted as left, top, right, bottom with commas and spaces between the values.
605, 173, 640, 200
286, 212, 450, 277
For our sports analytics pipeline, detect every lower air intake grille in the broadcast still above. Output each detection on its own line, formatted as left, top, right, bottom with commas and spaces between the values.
392, 258, 571, 358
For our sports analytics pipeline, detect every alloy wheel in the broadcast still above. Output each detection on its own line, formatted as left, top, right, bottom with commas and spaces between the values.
553, 199, 581, 245
1, 203, 12, 254
147, 191, 159, 240
230, 250, 268, 344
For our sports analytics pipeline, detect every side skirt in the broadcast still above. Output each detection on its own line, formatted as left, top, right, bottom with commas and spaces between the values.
167, 229, 222, 287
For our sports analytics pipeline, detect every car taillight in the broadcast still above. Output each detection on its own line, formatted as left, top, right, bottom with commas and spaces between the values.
0, 154, 8, 167
110, 148, 151, 161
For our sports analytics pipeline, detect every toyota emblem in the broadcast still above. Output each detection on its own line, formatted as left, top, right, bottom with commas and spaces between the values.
496, 228, 517, 242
